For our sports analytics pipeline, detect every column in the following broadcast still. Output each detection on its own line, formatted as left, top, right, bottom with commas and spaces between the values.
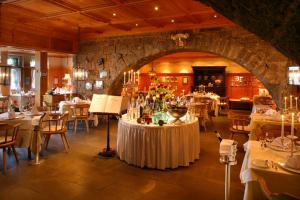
0, 51, 10, 96
35, 51, 48, 106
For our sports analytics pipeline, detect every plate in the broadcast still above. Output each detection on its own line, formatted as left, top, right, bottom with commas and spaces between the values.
268, 144, 300, 152
277, 161, 300, 174
252, 159, 269, 168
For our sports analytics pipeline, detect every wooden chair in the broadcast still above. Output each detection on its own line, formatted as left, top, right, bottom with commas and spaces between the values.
193, 103, 209, 131
228, 113, 251, 140
72, 104, 90, 134
0, 97, 9, 114
257, 176, 300, 200
41, 112, 70, 152
0, 123, 21, 174
259, 124, 297, 140
43, 101, 59, 113
218, 97, 229, 114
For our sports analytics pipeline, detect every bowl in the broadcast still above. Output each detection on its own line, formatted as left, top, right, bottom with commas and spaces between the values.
167, 106, 187, 123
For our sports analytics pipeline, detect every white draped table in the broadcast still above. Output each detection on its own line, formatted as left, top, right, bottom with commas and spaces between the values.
117, 117, 200, 170
240, 141, 300, 200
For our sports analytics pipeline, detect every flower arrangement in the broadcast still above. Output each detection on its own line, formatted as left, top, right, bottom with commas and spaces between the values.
146, 81, 175, 111
10, 99, 19, 112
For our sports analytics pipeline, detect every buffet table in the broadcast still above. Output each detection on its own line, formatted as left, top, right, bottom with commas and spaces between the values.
117, 117, 200, 170
240, 141, 300, 200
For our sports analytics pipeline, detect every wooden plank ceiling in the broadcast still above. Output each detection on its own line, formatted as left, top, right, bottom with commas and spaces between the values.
1, 0, 235, 41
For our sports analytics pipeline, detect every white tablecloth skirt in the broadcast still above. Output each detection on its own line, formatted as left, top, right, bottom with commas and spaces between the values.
117, 119, 200, 170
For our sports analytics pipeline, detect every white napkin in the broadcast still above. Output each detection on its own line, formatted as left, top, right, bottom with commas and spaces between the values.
285, 155, 300, 170
31, 105, 39, 115
72, 97, 81, 103
264, 109, 277, 116
271, 137, 291, 148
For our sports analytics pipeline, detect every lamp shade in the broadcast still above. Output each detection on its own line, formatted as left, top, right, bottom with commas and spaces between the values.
63, 73, 71, 80
0, 65, 11, 86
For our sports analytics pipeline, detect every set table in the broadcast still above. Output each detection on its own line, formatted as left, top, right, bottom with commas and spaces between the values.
117, 116, 200, 170
240, 141, 300, 200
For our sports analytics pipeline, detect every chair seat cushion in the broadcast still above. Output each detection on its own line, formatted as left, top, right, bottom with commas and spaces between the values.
42, 125, 64, 133
0, 136, 13, 143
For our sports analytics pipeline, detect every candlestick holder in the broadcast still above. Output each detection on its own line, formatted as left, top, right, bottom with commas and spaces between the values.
287, 135, 298, 157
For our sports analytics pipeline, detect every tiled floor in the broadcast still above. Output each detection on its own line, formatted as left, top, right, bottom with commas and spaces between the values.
0, 116, 245, 200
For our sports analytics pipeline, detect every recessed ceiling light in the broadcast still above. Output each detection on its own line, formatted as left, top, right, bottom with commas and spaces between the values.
213, 14, 218, 18
154, 6, 159, 11
171, 19, 175, 23
113, 13, 116, 16
135, 23, 139, 27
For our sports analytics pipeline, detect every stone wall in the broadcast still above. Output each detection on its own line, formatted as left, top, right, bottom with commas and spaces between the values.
76, 27, 289, 106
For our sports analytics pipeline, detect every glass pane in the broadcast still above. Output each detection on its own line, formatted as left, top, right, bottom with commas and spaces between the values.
11, 68, 21, 90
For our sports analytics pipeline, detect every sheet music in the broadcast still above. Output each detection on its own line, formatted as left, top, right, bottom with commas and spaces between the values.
89, 94, 123, 114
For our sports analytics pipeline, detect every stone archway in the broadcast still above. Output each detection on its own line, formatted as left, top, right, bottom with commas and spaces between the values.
77, 27, 289, 104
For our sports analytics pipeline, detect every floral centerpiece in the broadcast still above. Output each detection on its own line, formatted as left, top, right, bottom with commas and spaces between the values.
146, 81, 175, 112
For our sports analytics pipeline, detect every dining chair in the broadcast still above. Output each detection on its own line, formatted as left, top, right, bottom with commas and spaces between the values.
228, 113, 251, 140
218, 97, 229, 115
72, 103, 90, 134
259, 124, 296, 140
41, 112, 70, 152
257, 176, 300, 200
0, 123, 21, 174
193, 103, 209, 131
43, 101, 59, 113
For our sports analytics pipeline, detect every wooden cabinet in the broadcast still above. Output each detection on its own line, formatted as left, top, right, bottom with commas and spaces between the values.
192, 66, 226, 97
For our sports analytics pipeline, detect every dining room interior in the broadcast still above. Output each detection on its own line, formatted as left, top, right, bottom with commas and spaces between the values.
0, 0, 300, 200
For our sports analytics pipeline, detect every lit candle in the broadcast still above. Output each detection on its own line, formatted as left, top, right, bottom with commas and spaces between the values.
182, 89, 185, 95
284, 96, 287, 110
296, 97, 298, 111
291, 112, 295, 137
133, 72, 136, 84
137, 71, 140, 85
123, 72, 126, 85
281, 115, 284, 138
131, 70, 133, 82
290, 95, 293, 109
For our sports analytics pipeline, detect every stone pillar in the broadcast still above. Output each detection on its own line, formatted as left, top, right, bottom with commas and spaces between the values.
35, 52, 48, 106
0, 51, 10, 96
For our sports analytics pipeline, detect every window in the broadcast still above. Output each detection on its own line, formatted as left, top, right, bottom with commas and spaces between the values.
11, 68, 21, 90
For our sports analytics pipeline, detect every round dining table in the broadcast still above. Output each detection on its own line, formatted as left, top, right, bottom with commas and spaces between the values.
117, 116, 200, 170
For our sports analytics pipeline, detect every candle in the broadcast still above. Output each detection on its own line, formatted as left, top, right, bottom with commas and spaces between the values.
137, 71, 140, 85
284, 96, 287, 110
128, 71, 130, 82
291, 112, 295, 137
296, 97, 298, 111
133, 72, 136, 84
182, 89, 185, 95
123, 72, 126, 85
131, 70, 133, 82
290, 95, 293, 109
281, 115, 284, 138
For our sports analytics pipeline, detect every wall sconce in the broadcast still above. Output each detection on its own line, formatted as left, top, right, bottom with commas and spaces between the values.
73, 68, 88, 81
0, 65, 11, 86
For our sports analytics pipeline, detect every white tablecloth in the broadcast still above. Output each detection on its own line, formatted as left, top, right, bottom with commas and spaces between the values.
0, 112, 42, 153
117, 117, 200, 170
240, 141, 300, 200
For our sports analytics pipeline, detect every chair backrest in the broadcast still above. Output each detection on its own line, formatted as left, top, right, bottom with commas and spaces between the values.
259, 124, 296, 139
230, 114, 250, 131
42, 112, 69, 132
0, 123, 21, 145
193, 103, 208, 118
43, 101, 58, 113
72, 104, 90, 117
219, 97, 229, 105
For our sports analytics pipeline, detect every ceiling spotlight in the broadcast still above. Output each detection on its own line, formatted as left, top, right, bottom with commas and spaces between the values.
135, 23, 139, 27
154, 6, 159, 11
113, 13, 116, 16
171, 19, 175, 23
213, 14, 218, 18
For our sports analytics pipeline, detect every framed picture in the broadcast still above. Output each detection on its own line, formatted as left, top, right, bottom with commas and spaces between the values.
85, 82, 93, 90
99, 70, 108, 78
182, 77, 188, 85
95, 80, 104, 89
